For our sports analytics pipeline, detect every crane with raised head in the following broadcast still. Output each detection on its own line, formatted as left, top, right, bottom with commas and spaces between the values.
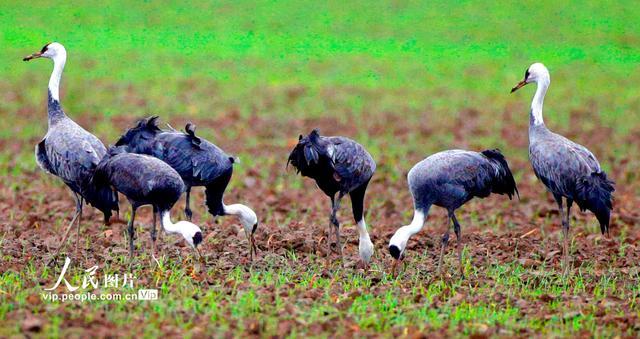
23, 42, 118, 263
511, 63, 615, 274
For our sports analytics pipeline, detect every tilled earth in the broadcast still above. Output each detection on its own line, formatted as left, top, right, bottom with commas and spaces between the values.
1, 110, 639, 337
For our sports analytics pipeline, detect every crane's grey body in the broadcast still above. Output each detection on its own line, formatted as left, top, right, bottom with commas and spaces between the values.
529, 123, 600, 201
36, 92, 107, 196
94, 149, 185, 210
408, 150, 518, 212
288, 131, 376, 197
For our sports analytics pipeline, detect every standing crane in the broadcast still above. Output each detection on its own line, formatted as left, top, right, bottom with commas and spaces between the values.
287, 129, 376, 268
388, 149, 518, 276
23, 42, 118, 262
511, 63, 615, 274
93, 147, 203, 261
115, 117, 258, 259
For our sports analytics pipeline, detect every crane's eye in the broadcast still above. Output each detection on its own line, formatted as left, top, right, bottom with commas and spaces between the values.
40, 43, 50, 54
524, 69, 530, 80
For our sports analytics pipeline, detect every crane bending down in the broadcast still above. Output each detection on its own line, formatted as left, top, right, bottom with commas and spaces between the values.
388, 149, 518, 276
23, 42, 118, 262
115, 117, 258, 259
511, 63, 614, 274
287, 129, 376, 268
93, 147, 203, 261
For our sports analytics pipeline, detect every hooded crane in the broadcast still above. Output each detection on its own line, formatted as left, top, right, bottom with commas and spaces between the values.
388, 149, 518, 276
287, 129, 376, 268
511, 63, 615, 274
23, 42, 118, 262
93, 147, 203, 261
115, 117, 258, 259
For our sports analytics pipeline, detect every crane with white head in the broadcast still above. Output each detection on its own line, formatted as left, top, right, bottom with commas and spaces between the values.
287, 129, 376, 269
511, 63, 615, 275
388, 149, 519, 276
93, 147, 203, 262
23, 42, 119, 264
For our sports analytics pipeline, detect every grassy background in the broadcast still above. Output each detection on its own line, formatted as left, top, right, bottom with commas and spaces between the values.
1, 0, 639, 337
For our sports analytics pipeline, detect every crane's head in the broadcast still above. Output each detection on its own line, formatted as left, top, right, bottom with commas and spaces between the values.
175, 220, 204, 254
511, 62, 550, 93
234, 204, 259, 260
388, 227, 409, 276
23, 42, 66, 62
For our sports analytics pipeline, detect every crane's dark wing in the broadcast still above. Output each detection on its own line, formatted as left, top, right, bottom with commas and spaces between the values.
152, 136, 195, 179
445, 152, 495, 199
154, 129, 232, 184
44, 133, 100, 188
325, 136, 376, 191
529, 137, 600, 197
35, 139, 56, 175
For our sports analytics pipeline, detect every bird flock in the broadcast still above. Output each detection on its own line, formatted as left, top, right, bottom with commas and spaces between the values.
25, 42, 615, 276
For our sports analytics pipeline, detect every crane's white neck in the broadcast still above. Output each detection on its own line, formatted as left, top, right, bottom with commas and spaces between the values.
160, 211, 203, 249
161, 211, 183, 235
530, 76, 549, 126
223, 203, 258, 232
48, 51, 66, 103
389, 209, 427, 251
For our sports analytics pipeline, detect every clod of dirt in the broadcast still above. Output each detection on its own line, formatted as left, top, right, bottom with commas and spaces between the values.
21, 315, 43, 333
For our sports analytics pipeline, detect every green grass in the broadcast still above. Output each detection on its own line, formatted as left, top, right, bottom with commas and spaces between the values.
1, 0, 639, 337
2, 254, 637, 336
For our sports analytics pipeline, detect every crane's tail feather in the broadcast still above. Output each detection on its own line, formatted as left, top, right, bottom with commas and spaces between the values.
575, 171, 615, 235
481, 149, 519, 200
115, 116, 162, 148
204, 168, 233, 217
82, 178, 118, 223
287, 129, 323, 173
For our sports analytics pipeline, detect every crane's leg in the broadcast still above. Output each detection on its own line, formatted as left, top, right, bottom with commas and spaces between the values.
75, 197, 84, 257
150, 206, 160, 266
326, 195, 336, 256
113, 188, 120, 220
437, 217, 452, 275
563, 199, 573, 275
553, 194, 569, 275
184, 186, 193, 221
128, 205, 138, 259
333, 192, 346, 265
47, 194, 82, 266
450, 211, 464, 277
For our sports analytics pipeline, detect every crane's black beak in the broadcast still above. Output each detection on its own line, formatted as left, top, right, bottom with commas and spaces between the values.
195, 247, 204, 263
23, 52, 42, 61
511, 80, 527, 93
391, 259, 401, 277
